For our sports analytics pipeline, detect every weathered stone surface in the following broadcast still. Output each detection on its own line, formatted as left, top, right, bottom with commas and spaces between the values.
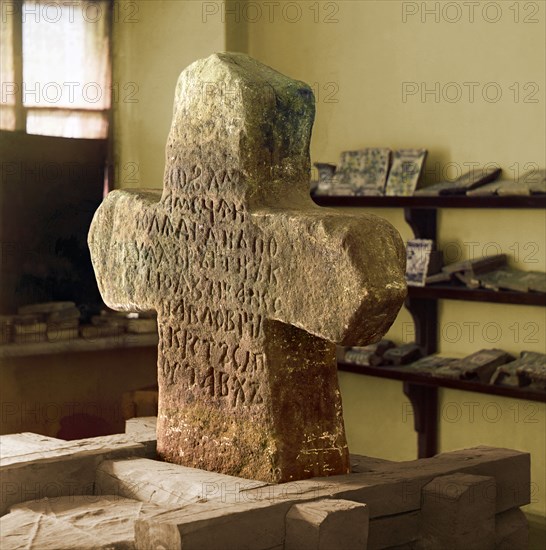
367, 511, 420, 550
0, 434, 150, 515
285, 498, 369, 550
94, 446, 529, 530
1, 495, 168, 549
96, 457, 268, 507
417, 473, 496, 550
135, 498, 296, 550
243, 445, 530, 518
88, 52, 406, 483
495, 508, 528, 549
125, 415, 157, 437
0, 432, 66, 458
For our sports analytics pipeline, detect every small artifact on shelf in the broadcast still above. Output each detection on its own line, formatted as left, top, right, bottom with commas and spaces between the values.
515, 351, 546, 390
415, 166, 502, 196
342, 339, 395, 366
385, 148, 427, 196
88, 309, 158, 335
490, 360, 521, 387
479, 268, 546, 293
332, 148, 391, 196
13, 302, 81, 344
13, 314, 47, 344
489, 351, 532, 387
406, 239, 443, 287
18, 301, 76, 315
344, 348, 382, 366
425, 271, 452, 285
91, 310, 129, 329
440, 254, 508, 289
442, 254, 507, 276
433, 349, 514, 383
467, 168, 545, 196
126, 316, 158, 334
313, 162, 337, 195
0, 315, 14, 344
404, 354, 458, 374
80, 324, 125, 339
382, 342, 422, 366
526, 168, 546, 194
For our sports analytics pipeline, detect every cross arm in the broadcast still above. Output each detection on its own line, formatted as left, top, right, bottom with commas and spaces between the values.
88, 189, 163, 313
254, 207, 407, 346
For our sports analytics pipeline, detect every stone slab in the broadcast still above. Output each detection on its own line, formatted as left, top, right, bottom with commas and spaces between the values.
1, 495, 169, 549
417, 473, 495, 550
495, 508, 528, 549
96, 457, 268, 507
367, 511, 420, 550
97, 446, 529, 522
125, 416, 157, 437
0, 434, 150, 515
0, 432, 66, 459
135, 497, 296, 550
243, 445, 530, 518
350, 455, 395, 473
285, 498, 369, 550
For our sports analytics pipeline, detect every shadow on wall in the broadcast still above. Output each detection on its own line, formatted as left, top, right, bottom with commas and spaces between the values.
0, 131, 106, 317
57, 413, 112, 440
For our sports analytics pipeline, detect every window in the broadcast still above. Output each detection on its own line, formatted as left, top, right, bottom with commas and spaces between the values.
1, 0, 111, 138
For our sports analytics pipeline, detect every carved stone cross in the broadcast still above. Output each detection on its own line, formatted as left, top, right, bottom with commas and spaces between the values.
89, 53, 406, 483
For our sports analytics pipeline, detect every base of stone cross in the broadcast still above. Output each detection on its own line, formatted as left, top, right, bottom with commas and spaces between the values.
0, 418, 530, 550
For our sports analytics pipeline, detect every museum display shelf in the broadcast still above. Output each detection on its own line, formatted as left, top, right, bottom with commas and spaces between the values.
313, 193, 546, 459
0, 332, 159, 359
339, 361, 546, 403
313, 194, 546, 209
407, 284, 546, 306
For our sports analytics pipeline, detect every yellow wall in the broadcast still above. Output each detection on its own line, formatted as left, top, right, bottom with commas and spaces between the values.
112, 0, 545, 516
113, 0, 226, 189
1, 348, 157, 437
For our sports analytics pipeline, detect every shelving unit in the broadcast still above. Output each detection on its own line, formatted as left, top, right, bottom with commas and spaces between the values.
313, 193, 546, 458
0, 333, 159, 359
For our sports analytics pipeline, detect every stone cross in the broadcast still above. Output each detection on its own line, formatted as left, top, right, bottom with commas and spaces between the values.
88, 53, 406, 483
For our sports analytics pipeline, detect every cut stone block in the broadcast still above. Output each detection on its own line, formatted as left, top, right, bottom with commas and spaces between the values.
285, 498, 369, 550
350, 455, 395, 473
97, 445, 529, 526
367, 511, 420, 550
135, 498, 297, 550
0, 432, 66, 458
417, 473, 496, 550
495, 507, 528, 549
237, 445, 530, 520
1, 495, 169, 549
96, 457, 268, 507
0, 434, 150, 515
88, 52, 407, 482
125, 416, 157, 437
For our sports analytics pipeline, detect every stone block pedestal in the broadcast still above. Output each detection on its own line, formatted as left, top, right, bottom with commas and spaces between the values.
0, 418, 530, 550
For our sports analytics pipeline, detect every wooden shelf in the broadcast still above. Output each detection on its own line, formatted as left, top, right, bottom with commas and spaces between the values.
338, 362, 546, 403
408, 285, 546, 306
0, 333, 159, 359
312, 194, 546, 209
322, 191, 546, 458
